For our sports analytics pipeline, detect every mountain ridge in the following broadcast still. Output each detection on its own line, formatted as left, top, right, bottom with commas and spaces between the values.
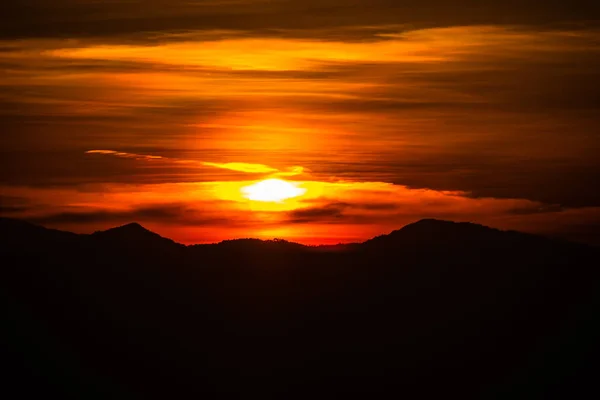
0, 216, 591, 250
3, 216, 600, 398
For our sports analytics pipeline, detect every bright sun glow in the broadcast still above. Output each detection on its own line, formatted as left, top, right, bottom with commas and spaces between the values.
241, 179, 307, 202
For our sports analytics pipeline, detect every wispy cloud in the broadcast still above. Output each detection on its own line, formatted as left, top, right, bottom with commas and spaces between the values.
86, 149, 164, 160
23, 203, 242, 227
202, 161, 278, 174
85, 149, 304, 176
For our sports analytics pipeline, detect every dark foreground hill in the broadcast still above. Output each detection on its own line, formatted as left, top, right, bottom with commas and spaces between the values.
2, 218, 600, 398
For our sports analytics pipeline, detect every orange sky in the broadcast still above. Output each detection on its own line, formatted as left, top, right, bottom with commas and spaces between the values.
1, 2, 600, 245
2, 148, 600, 245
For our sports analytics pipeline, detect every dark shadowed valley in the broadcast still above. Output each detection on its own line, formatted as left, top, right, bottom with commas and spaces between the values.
2, 217, 600, 398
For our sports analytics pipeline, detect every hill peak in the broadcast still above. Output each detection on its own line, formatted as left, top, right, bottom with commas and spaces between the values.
91, 222, 179, 248
85, 222, 184, 256
117, 222, 148, 232
397, 219, 493, 233
362, 218, 509, 250
94, 222, 151, 235
402, 218, 452, 227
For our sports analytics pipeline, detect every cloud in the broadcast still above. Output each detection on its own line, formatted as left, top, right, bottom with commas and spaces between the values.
0, 195, 31, 214
85, 149, 304, 176
1, 24, 599, 208
506, 204, 565, 216
86, 150, 117, 155
0, 205, 29, 214
273, 166, 306, 177
86, 149, 163, 160
24, 203, 239, 227
2, 1, 599, 42
287, 203, 347, 223
283, 187, 567, 225
202, 161, 278, 174
285, 200, 415, 225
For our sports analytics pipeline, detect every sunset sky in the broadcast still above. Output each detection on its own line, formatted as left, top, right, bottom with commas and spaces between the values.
1, 1, 600, 244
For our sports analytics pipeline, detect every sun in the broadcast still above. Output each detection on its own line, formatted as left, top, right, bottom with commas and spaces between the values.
241, 178, 307, 202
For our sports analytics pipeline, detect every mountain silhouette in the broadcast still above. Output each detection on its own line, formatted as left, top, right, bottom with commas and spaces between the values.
0, 217, 80, 248
2, 217, 600, 398
93, 221, 154, 237
90, 221, 183, 254
367, 218, 537, 247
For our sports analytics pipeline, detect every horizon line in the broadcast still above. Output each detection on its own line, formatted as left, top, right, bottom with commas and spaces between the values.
0, 216, 541, 247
